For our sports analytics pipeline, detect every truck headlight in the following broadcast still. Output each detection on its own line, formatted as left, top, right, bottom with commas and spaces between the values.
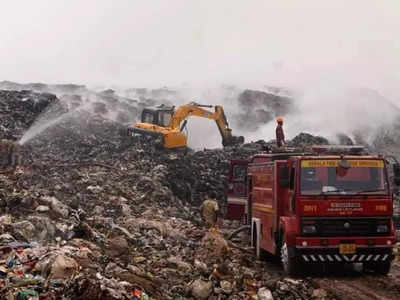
302, 225, 317, 234
377, 224, 389, 233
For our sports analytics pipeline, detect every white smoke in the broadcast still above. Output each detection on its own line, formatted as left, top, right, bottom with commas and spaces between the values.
2, 1, 399, 149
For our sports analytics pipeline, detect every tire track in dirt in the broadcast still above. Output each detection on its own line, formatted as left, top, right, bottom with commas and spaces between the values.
314, 264, 400, 300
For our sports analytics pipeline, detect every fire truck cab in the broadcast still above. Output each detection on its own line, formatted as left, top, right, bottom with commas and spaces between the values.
229, 145, 399, 275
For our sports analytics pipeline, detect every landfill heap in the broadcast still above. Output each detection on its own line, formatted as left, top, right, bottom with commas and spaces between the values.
0, 81, 296, 136
0, 89, 398, 299
0, 89, 342, 299
0, 90, 58, 141
233, 89, 293, 132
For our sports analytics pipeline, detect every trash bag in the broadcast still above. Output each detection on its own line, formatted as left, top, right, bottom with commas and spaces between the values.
16, 289, 39, 300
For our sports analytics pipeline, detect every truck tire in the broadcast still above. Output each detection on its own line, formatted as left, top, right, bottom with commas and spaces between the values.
365, 261, 392, 275
252, 223, 258, 257
281, 240, 300, 276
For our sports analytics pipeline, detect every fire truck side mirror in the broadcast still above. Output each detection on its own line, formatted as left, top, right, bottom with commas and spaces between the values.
247, 174, 253, 189
280, 166, 290, 188
393, 164, 400, 186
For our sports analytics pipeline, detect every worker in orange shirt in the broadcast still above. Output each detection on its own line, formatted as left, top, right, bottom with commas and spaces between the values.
276, 117, 285, 148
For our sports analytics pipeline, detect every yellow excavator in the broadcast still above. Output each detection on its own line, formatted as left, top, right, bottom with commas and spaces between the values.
127, 102, 244, 149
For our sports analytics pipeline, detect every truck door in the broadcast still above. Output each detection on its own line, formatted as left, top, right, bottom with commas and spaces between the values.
226, 160, 248, 220
289, 162, 297, 214
272, 161, 292, 254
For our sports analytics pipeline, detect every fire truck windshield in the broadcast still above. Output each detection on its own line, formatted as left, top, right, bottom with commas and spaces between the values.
300, 159, 389, 196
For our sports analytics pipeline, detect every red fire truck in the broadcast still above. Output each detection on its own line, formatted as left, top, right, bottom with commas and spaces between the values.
228, 145, 399, 275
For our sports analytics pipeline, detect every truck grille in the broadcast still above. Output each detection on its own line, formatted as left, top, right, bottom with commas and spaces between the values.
302, 218, 390, 237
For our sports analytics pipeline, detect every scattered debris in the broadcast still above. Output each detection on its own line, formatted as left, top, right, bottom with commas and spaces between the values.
0, 87, 397, 299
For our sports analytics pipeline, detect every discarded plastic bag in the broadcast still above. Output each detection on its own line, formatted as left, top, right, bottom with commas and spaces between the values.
16, 289, 39, 300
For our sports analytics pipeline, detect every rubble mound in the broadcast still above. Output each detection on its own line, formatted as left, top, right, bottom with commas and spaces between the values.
0, 89, 398, 299
0, 90, 59, 140
0, 81, 87, 94
288, 132, 329, 148
0, 90, 269, 298
235, 89, 293, 131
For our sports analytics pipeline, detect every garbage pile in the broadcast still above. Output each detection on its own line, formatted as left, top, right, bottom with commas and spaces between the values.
0, 215, 333, 299
0, 89, 343, 299
0, 81, 176, 129
0, 88, 398, 299
0, 90, 58, 141
234, 89, 293, 132
0, 80, 87, 95
286, 132, 329, 149
0, 81, 298, 137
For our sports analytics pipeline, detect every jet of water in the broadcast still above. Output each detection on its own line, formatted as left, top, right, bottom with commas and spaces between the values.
18, 102, 91, 145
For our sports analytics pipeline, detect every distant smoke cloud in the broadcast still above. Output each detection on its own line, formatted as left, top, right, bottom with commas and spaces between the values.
1, 0, 399, 149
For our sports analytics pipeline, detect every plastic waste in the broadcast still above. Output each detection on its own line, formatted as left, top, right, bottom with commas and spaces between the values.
16, 289, 39, 300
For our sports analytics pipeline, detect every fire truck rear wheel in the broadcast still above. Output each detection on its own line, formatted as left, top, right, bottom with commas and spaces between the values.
281, 241, 300, 276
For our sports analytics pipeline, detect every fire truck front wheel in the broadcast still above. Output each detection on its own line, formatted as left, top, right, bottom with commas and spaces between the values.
364, 261, 391, 275
281, 241, 301, 276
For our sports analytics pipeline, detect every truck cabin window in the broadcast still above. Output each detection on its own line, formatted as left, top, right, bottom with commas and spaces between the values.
231, 165, 246, 196
300, 160, 388, 195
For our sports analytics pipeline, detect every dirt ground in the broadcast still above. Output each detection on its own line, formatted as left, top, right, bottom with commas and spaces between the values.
314, 263, 400, 300
259, 256, 400, 299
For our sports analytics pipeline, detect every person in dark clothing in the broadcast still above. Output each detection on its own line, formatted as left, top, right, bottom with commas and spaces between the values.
276, 117, 285, 147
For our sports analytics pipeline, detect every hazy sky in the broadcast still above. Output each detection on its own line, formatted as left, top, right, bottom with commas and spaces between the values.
0, 0, 399, 91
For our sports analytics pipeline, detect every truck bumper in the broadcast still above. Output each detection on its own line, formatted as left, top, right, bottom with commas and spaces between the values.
294, 236, 396, 263
295, 246, 394, 263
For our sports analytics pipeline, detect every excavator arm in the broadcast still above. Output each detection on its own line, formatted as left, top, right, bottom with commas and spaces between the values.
169, 102, 244, 147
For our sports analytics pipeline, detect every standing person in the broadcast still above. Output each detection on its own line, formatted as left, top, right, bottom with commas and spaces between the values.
200, 191, 220, 228
0, 140, 16, 168
276, 117, 285, 148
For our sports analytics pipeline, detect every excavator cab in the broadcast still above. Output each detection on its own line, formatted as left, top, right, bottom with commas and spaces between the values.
140, 105, 174, 127
127, 105, 183, 149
